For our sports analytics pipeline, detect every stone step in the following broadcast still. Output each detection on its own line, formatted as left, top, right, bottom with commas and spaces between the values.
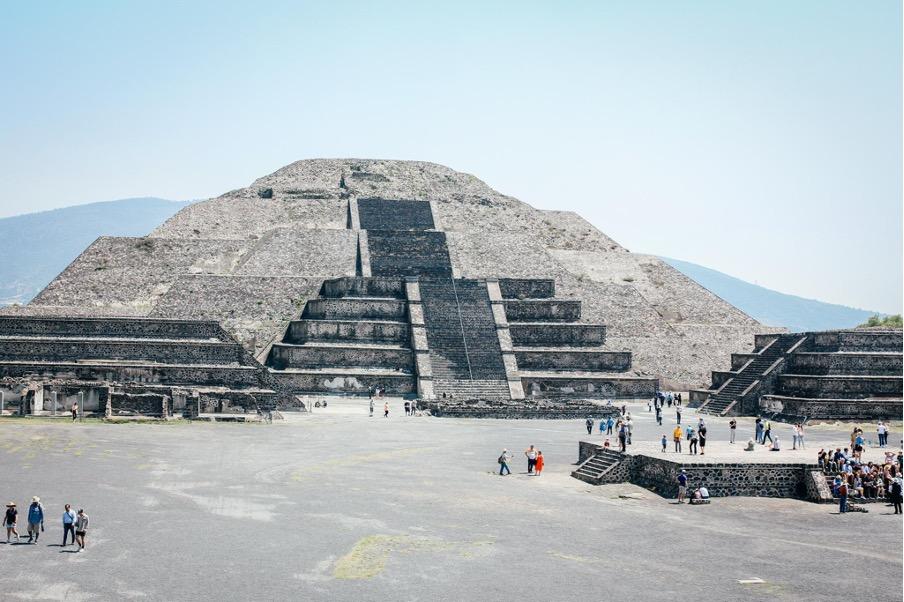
286, 319, 410, 344
320, 276, 406, 299
302, 298, 408, 321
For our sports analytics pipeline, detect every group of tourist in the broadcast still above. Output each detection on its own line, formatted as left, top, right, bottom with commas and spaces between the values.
3, 497, 89, 550
497, 445, 544, 476
819, 447, 904, 514
661, 418, 708, 455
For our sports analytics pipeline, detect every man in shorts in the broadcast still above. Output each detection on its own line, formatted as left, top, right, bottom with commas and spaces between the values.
677, 470, 688, 504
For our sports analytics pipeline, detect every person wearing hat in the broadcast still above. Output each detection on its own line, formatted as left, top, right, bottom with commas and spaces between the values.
26, 496, 44, 543
4, 502, 19, 543
677, 470, 688, 504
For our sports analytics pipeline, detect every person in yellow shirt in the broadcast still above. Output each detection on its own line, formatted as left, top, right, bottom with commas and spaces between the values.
673, 425, 683, 453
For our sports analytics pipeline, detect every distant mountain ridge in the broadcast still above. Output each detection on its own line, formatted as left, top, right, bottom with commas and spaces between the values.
661, 257, 881, 332
0, 198, 884, 333
0, 198, 190, 305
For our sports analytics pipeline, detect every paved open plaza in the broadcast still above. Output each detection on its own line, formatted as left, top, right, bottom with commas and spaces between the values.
0, 402, 900, 601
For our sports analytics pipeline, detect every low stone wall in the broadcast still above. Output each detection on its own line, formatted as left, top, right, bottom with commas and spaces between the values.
788, 352, 902, 376
779, 375, 902, 398
810, 331, 902, 352
577, 442, 816, 500
514, 349, 631, 372
522, 375, 657, 399
268, 343, 413, 370
110, 392, 167, 417
428, 402, 621, 420
498, 278, 555, 299
0, 316, 227, 340
321, 277, 405, 299
509, 323, 606, 347
0, 339, 245, 365
287, 320, 410, 344
760, 395, 903, 421
502, 299, 581, 322
270, 371, 416, 396
302, 298, 407, 321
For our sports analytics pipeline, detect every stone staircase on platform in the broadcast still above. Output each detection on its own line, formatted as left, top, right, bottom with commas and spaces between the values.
571, 448, 626, 484
698, 333, 806, 416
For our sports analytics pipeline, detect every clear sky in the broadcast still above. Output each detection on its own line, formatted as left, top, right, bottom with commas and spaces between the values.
1, 1, 901, 313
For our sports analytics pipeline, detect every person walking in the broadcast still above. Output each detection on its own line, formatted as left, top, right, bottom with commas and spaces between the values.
368, 397, 374, 417
891, 476, 902, 514
617, 424, 627, 453
755, 418, 764, 444
673, 425, 683, 453
729, 419, 737, 444
26, 496, 43, 544
606, 417, 614, 436
763, 420, 773, 445
585, 417, 593, 435
497, 449, 512, 476
71, 402, 78, 421
74, 509, 89, 551
62, 504, 76, 546
383, 402, 389, 418
525, 445, 538, 474
655, 405, 662, 426
535, 451, 545, 476
404, 401, 410, 416
689, 429, 698, 455
677, 470, 688, 504
675, 405, 682, 425
4, 502, 19, 543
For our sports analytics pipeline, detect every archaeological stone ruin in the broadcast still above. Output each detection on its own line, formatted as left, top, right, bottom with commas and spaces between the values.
0, 158, 869, 419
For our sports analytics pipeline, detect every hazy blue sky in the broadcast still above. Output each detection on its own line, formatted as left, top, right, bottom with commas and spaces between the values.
1, 1, 901, 313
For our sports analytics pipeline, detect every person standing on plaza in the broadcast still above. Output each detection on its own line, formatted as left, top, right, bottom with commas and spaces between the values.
383, 402, 389, 418
404, 401, 410, 416
62, 504, 76, 546
877, 422, 888, 448
661, 434, 667, 453
891, 475, 903, 514
4, 502, 19, 543
626, 415, 634, 445
618, 424, 627, 453
673, 425, 683, 453
71, 402, 78, 421
791, 424, 800, 450
599, 417, 606, 435
368, 397, 374, 417
74, 509, 89, 551
675, 405, 682, 425
606, 416, 614, 436
763, 420, 773, 445
535, 451, 545, 476
698, 425, 706, 456
689, 428, 698, 455
585, 417, 593, 435
729, 418, 737, 444
837, 479, 848, 514
26, 496, 43, 544
755, 418, 764, 444
677, 470, 688, 503
525, 445, 538, 474
497, 449, 512, 476
655, 405, 662, 426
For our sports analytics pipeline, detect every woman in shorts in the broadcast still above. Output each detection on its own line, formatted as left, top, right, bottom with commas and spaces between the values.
5, 502, 19, 543
75, 509, 89, 551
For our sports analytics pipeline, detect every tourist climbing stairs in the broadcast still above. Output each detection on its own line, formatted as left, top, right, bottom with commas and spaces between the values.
571, 449, 625, 485
701, 333, 807, 416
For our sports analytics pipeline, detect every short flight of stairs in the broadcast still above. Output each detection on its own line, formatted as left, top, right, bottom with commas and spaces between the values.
571, 449, 625, 484
366, 230, 453, 278
823, 474, 888, 504
701, 333, 806, 415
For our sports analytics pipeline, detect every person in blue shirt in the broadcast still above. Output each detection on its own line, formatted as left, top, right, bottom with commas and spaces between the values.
26, 496, 44, 544
598, 418, 606, 435
677, 470, 688, 503
661, 434, 667, 452
606, 417, 614, 435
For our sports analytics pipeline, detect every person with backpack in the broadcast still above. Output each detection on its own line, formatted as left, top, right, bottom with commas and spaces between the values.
497, 449, 512, 476
26, 496, 44, 544
837, 478, 849, 513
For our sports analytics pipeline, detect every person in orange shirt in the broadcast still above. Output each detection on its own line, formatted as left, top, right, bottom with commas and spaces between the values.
535, 451, 545, 476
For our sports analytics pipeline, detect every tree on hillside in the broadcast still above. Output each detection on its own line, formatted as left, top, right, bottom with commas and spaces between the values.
858, 314, 903, 328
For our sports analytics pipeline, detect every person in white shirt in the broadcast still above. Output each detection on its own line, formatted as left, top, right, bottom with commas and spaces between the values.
877, 422, 888, 448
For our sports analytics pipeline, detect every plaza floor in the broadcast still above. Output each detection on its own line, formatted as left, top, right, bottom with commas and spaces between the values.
0, 402, 900, 601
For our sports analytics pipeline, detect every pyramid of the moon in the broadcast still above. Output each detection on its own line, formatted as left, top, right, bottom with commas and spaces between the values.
0, 159, 778, 408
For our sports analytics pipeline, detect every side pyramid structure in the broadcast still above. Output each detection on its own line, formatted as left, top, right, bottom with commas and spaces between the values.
0, 159, 775, 414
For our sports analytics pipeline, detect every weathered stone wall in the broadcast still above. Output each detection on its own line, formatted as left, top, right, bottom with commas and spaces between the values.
270, 371, 416, 395
322, 277, 405, 299
427, 402, 621, 420
0, 361, 265, 388
778, 375, 902, 398
0, 339, 244, 365
788, 352, 902, 376
809, 331, 903, 352
521, 375, 657, 399
509, 323, 606, 346
502, 299, 581, 322
268, 344, 413, 370
514, 349, 631, 371
498, 278, 555, 299
0, 316, 228, 340
303, 298, 407, 321
760, 395, 903, 421
234, 229, 358, 277
109, 391, 167, 417
287, 320, 410, 344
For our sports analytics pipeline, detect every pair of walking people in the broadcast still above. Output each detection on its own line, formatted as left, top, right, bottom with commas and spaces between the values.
497, 446, 544, 476
4, 499, 88, 550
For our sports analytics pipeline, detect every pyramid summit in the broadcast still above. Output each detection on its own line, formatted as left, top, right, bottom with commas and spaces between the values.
0, 159, 774, 413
